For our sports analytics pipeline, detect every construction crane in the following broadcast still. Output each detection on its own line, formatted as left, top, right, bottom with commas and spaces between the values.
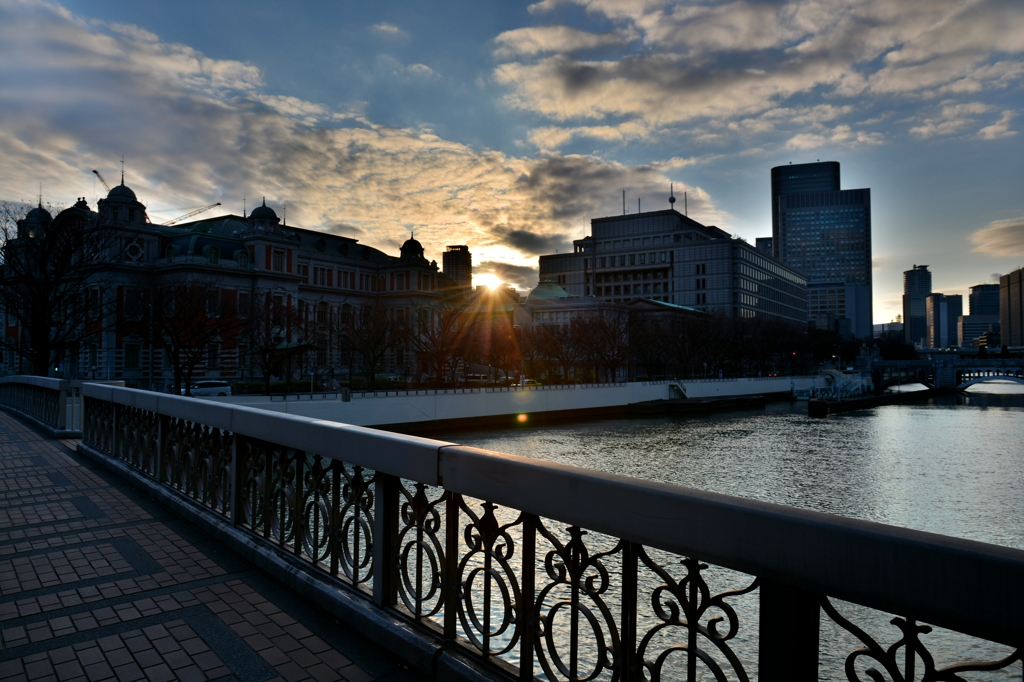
91, 169, 111, 191
164, 202, 222, 226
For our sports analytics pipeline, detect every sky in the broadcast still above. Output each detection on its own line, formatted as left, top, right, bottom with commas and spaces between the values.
1, 0, 1022, 324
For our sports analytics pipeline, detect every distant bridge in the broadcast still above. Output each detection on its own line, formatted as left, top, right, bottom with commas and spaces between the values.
871, 358, 1024, 391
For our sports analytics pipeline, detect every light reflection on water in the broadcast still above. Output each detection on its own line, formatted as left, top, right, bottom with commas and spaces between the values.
435, 383, 1024, 680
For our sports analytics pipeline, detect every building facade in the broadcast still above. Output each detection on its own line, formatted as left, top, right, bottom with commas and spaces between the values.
770, 162, 872, 337
538, 208, 808, 325
958, 283, 1001, 347
925, 293, 962, 349
2, 183, 456, 388
442, 245, 472, 289
1001, 268, 1024, 347
903, 265, 932, 348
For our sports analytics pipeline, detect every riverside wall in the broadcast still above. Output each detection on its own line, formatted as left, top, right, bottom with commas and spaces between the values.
208, 376, 829, 431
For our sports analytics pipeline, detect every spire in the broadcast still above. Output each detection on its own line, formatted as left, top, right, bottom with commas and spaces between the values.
262, 197, 266, 207
120, 155, 125, 185
669, 183, 676, 210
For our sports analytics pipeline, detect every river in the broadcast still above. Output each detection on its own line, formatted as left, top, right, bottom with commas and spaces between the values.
433, 383, 1024, 680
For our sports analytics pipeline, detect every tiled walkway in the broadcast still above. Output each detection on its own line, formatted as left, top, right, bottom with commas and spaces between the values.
0, 413, 423, 682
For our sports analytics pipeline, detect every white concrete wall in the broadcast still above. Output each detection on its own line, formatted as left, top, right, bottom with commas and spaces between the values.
207, 376, 828, 428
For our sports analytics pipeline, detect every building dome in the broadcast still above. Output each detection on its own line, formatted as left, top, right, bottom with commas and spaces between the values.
527, 281, 570, 302
400, 234, 425, 261
25, 204, 52, 223
106, 182, 137, 202
249, 198, 278, 221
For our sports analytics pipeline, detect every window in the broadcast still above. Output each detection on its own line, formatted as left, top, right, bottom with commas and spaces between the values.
316, 302, 329, 324
207, 343, 220, 369
124, 343, 141, 370
237, 250, 249, 268
314, 266, 329, 286
298, 264, 309, 280
207, 246, 219, 265
396, 273, 405, 290
342, 304, 352, 325
206, 288, 220, 316
238, 345, 249, 372
395, 348, 405, 366
272, 295, 284, 325
272, 250, 284, 272
123, 289, 143, 321
238, 291, 250, 318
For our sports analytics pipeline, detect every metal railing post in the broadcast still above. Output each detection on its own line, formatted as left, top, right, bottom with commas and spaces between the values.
372, 472, 399, 608
518, 512, 537, 681
57, 381, 67, 431
231, 436, 245, 527
444, 491, 460, 641
758, 579, 820, 681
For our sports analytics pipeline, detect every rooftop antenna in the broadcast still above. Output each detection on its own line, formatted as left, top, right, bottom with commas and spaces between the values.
39, 182, 42, 207
638, 197, 641, 213
622, 189, 626, 215
243, 195, 246, 218
669, 183, 676, 211
684, 192, 688, 217
120, 156, 124, 185
283, 203, 286, 226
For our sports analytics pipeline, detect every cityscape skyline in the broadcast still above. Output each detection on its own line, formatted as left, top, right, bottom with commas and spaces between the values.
1, 0, 1022, 326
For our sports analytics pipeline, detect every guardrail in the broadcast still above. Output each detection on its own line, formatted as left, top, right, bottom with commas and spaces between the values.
0, 375, 81, 437
77, 384, 1023, 681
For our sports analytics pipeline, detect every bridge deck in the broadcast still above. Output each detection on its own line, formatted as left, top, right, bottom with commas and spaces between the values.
0, 412, 422, 682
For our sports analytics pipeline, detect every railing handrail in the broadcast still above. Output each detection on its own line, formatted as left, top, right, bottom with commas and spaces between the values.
80, 383, 1024, 649
439, 445, 1024, 647
0, 374, 67, 390
81, 382, 448, 484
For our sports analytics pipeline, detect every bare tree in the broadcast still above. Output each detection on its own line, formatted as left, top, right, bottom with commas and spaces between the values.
335, 298, 399, 389
540, 317, 588, 382
411, 293, 475, 386
0, 201, 118, 375
154, 278, 241, 395
239, 290, 309, 394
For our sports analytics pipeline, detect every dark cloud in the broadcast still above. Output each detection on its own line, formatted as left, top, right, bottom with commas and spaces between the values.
477, 260, 538, 290
328, 222, 367, 237
491, 227, 568, 255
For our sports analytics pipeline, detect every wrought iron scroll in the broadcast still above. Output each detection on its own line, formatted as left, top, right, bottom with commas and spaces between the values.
396, 481, 445, 619
162, 417, 232, 514
456, 498, 524, 660
115, 405, 158, 476
635, 551, 757, 682
821, 597, 1023, 681
533, 521, 620, 682
337, 464, 375, 589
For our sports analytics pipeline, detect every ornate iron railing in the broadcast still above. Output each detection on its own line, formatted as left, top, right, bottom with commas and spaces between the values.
0, 375, 69, 433
78, 384, 1024, 681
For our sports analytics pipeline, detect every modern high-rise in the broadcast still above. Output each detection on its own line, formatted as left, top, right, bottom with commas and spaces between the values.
443, 245, 472, 289
926, 293, 962, 349
903, 265, 932, 348
1001, 268, 1024, 347
958, 283, 1001, 346
770, 162, 872, 337
538, 206, 808, 325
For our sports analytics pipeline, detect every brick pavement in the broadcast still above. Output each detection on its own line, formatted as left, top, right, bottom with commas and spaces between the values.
0, 413, 423, 682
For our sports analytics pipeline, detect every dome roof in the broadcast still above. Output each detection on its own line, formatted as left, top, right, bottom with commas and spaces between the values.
25, 204, 52, 223
400, 234, 425, 260
527, 281, 570, 301
106, 182, 137, 202
249, 198, 278, 220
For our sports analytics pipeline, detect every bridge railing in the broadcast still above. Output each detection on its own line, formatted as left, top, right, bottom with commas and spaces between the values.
77, 383, 1023, 681
0, 375, 79, 436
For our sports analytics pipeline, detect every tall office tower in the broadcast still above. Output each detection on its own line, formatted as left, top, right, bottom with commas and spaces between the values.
903, 265, 932, 348
959, 283, 1001, 347
926, 293, 962, 349
443, 245, 472, 289
969, 283, 1000, 315
1001, 268, 1024, 347
770, 161, 872, 337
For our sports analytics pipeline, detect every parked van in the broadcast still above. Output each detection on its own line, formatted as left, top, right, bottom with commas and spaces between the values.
181, 381, 231, 396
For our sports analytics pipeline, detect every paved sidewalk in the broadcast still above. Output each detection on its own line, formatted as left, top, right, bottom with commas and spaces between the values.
0, 412, 423, 682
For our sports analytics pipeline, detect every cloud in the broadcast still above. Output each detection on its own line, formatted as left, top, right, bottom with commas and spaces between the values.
970, 214, 1024, 256
0, 1, 726, 279
372, 22, 406, 37
908, 101, 994, 138
494, 26, 629, 59
495, 0, 1024, 146
785, 124, 884, 149
476, 260, 538, 290
978, 110, 1017, 139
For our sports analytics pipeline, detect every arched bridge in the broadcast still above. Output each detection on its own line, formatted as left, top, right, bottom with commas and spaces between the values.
871, 358, 1024, 392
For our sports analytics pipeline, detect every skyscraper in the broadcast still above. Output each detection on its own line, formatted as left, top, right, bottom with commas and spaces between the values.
770, 161, 872, 337
1001, 268, 1024, 347
926, 293, 962, 349
903, 265, 932, 348
958, 283, 1001, 347
443, 245, 472, 289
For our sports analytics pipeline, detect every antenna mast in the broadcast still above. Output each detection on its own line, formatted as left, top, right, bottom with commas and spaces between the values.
684, 192, 688, 217
622, 189, 625, 215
